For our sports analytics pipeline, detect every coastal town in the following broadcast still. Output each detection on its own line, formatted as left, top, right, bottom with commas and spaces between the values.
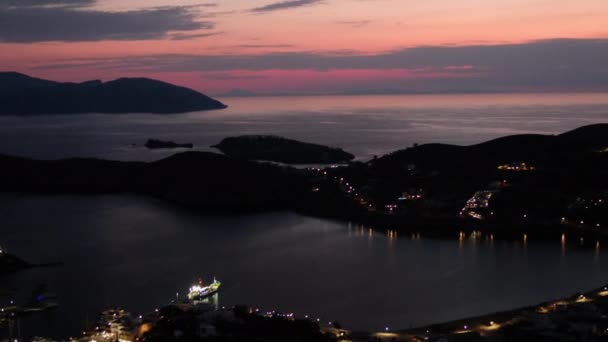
1, 278, 346, 342
300, 125, 607, 245
5, 274, 608, 342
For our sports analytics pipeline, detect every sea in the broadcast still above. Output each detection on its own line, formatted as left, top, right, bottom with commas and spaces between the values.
1, 93, 608, 339
0, 93, 606, 161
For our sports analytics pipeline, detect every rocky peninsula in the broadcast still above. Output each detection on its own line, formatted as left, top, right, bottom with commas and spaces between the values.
212, 135, 355, 164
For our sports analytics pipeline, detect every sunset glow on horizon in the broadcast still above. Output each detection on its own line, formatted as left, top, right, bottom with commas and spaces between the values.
2, 0, 608, 95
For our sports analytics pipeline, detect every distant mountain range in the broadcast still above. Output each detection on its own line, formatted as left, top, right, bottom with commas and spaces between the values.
0, 72, 227, 115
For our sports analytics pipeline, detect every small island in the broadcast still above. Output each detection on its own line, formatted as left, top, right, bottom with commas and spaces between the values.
212, 135, 355, 164
145, 139, 194, 149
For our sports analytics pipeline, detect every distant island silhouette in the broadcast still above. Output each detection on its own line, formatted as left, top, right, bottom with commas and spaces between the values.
212, 135, 355, 164
220, 88, 258, 97
0, 124, 606, 242
0, 72, 227, 115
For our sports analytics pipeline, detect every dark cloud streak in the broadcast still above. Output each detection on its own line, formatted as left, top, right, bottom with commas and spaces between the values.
1, 0, 95, 8
0, 1, 215, 42
169, 32, 221, 41
235, 44, 295, 48
250, 0, 323, 13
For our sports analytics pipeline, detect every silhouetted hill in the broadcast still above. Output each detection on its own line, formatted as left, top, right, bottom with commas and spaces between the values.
0, 151, 307, 212
376, 125, 608, 170
338, 124, 607, 229
212, 135, 355, 164
558, 123, 608, 146
471, 134, 551, 151
0, 72, 227, 115
0, 124, 606, 241
0, 71, 58, 91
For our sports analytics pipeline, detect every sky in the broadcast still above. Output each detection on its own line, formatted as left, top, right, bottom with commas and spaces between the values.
1, 0, 608, 95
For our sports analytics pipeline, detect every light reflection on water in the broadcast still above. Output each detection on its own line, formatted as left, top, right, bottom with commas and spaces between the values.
0, 93, 606, 161
1, 194, 608, 338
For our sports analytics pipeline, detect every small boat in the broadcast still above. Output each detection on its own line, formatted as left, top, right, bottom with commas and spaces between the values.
22, 284, 59, 312
187, 278, 221, 301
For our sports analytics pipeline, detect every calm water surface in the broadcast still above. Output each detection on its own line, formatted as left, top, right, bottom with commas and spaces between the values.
1, 195, 607, 338
0, 93, 606, 161
1, 94, 608, 338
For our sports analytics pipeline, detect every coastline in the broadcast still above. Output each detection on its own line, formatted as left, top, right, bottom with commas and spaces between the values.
385, 284, 608, 341
16, 282, 608, 341
297, 206, 608, 247
0, 123, 606, 339
2, 194, 602, 340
